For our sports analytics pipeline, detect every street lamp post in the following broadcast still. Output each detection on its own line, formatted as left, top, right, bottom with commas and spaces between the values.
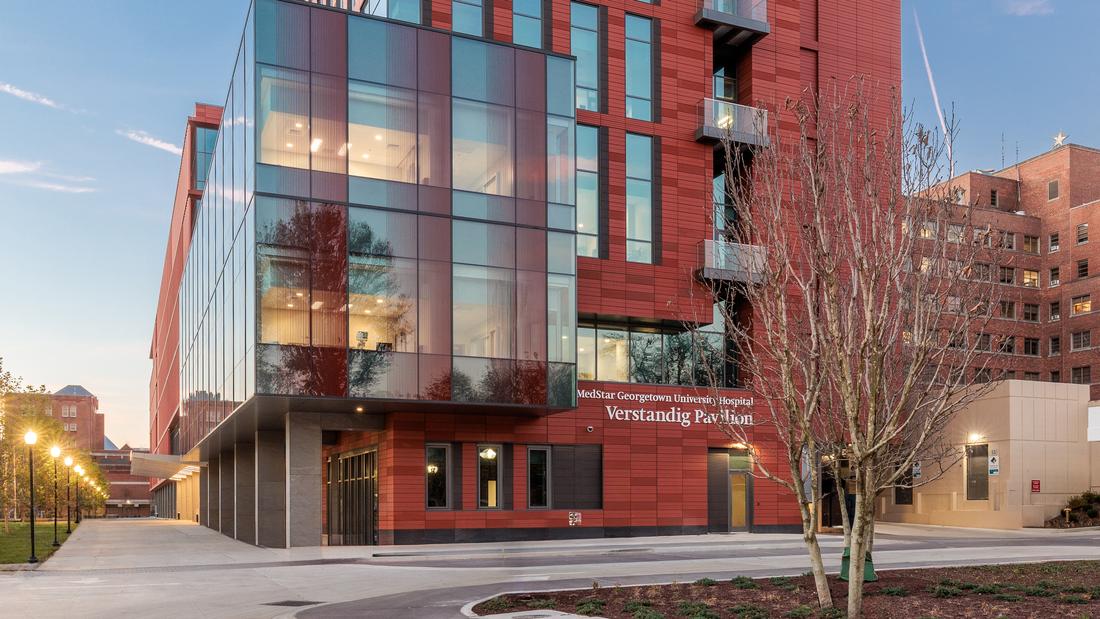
64, 456, 73, 534
74, 465, 84, 524
24, 430, 39, 564
50, 446, 61, 547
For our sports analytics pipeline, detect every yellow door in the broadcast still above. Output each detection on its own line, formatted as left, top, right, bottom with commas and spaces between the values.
729, 473, 748, 529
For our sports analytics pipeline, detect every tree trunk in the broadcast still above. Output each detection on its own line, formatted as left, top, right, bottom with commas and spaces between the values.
799, 500, 833, 608
846, 477, 876, 618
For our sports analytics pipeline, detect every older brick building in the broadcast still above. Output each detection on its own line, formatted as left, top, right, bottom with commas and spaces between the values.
939, 144, 1100, 395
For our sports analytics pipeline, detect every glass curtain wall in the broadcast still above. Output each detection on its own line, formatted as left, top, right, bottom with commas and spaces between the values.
179, 0, 579, 453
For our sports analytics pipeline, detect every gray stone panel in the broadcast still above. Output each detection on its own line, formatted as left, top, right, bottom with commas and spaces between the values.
255, 429, 287, 548
218, 449, 235, 536
286, 412, 322, 548
234, 442, 256, 544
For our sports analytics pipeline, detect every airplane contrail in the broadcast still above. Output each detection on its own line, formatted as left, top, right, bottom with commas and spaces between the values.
913, 8, 953, 176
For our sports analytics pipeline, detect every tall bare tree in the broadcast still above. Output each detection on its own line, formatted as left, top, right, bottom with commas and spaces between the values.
689, 80, 1012, 615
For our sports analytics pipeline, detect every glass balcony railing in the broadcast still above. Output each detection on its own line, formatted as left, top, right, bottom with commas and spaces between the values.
697, 98, 768, 146
695, 0, 769, 46
697, 239, 766, 284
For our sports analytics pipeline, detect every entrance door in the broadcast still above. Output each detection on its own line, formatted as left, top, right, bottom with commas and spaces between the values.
729, 472, 749, 531
327, 448, 378, 545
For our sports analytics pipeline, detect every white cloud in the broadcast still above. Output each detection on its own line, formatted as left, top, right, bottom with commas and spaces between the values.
0, 82, 66, 109
0, 159, 42, 174
19, 180, 96, 194
117, 129, 182, 156
1003, 0, 1053, 16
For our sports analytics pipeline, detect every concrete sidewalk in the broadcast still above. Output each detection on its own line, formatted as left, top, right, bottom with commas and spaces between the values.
6, 518, 1100, 619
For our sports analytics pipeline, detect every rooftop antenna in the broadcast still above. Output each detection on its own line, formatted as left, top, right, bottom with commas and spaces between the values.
914, 8, 952, 177
1001, 132, 1005, 170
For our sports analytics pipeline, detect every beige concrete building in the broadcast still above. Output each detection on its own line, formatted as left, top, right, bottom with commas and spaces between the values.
879, 381, 1100, 529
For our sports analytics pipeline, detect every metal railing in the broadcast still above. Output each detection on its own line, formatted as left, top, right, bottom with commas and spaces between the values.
698, 0, 767, 23
699, 98, 768, 144
698, 239, 766, 282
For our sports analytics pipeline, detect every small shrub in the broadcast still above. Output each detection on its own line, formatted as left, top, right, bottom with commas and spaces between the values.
521, 597, 556, 609
938, 578, 961, 587
728, 603, 770, 619
1063, 585, 1089, 594
694, 577, 718, 587
783, 606, 814, 619
930, 585, 964, 598
1087, 507, 1099, 519
973, 584, 1003, 595
819, 608, 846, 619
624, 600, 653, 612
1059, 595, 1089, 605
992, 593, 1022, 602
633, 607, 665, 619
730, 576, 758, 589
1036, 580, 1060, 590
1022, 586, 1056, 597
676, 600, 718, 619
879, 586, 909, 597
770, 576, 798, 592
957, 582, 980, 591
479, 597, 510, 613
576, 597, 606, 616
1039, 564, 1064, 575
1067, 495, 1089, 510
1081, 490, 1100, 504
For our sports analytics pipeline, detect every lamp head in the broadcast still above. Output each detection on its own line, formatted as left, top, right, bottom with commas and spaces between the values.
24, 430, 37, 445
50, 445, 61, 458
64, 456, 73, 467
74, 465, 84, 475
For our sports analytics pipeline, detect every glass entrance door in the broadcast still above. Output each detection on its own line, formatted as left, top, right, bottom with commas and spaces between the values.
729, 472, 749, 531
327, 448, 378, 545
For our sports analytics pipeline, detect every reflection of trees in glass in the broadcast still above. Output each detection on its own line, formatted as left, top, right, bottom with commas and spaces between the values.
629, 332, 663, 383
547, 362, 576, 408
692, 331, 725, 388
664, 332, 694, 385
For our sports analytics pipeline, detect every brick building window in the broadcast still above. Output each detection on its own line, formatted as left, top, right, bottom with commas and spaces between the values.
1049, 232, 1060, 252
1049, 179, 1060, 200
1072, 330, 1091, 351
1077, 223, 1088, 244
990, 189, 999, 207
1050, 266, 1060, 286
947, 224, 965, 243
999, 231, 1015, 250
999, 336, 1015, 355
1024, 371, 1040, 380
623, 14, 654, 121
1022, 269, 1039, 287
1072, 294, 1091, 315
1071, 366, 1091, 384
975, 333, 991, 351
1050, 301, 1061, 321
1078, 259, 1089, 278
1023, 338, 1040, 356
575, 124, 600, 257
1050, 335, 1061, 355
452, 0, 484, 36
512, 0, 543, 48
919, 221, 937, 240
1051, 370, 1061, 382
999, 300, 1015, 319
571, 2, 601, 112
1003, 370, 1016, 380
1023, 235, 1039, 254
1022, 303, 1039, 322
974, 368, 991, 383
998, 266, 1015, 285
969, 263, 992, 281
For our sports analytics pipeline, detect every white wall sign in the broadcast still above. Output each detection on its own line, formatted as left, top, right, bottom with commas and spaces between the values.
578, 388, 755, 428
988, 449, 1000, 476
912, 461, 922, 479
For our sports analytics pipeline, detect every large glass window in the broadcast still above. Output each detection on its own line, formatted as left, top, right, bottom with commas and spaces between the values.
425, 444, 450, 508
348, 18, 417, 89
453, 39, 516, 107
625, 133, 654, 263
257, 245, 310, 346
348, 81, 417, 183
547, 116, 576, 207
624, 15, 653, 121
578, 327, 596, 379
257, 65, 310, 170
528, 446, 550, 508
453, 0, 484, 36
596, 328, 628, 381
478, 444, 502, 508
576, 125, 599, 256
514, 0, 543, 48
362, 0, 421, 23
629, 331, 663, 383
570, 2, 600, 111
453, 99, 515, 196
453, 266, 515, 358
192, 126, 218, 191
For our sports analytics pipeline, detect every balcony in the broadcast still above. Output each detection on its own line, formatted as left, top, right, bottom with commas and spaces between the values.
694, 0, 769, 48
696, 98, 769, 146
696, 239, 766, 284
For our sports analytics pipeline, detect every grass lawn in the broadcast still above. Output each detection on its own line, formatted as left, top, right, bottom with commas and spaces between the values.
475, 560, 1100, 618
0, 520, 74, 564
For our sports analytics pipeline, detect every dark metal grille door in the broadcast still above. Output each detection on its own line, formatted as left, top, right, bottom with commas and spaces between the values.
327, 450, 378, 545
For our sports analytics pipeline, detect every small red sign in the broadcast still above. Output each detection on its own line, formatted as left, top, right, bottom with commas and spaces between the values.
1031, 480, 1041, 493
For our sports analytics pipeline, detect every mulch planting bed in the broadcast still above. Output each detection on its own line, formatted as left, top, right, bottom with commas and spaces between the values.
473, 560, 1100, 618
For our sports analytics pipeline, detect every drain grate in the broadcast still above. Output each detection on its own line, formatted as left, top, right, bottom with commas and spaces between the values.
264, 600, 323, 607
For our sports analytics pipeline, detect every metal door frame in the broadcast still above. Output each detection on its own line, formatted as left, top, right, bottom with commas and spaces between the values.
326, 446, 379, 545
728, 470, 753, 532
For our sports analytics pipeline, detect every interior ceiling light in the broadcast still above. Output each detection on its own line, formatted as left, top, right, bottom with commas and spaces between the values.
311, 301, 323, 310
355, 405, 364, 413
310, 138, 323, 153
374, 133, 383, 141
286, 303, 294, 308
362, 152, 370, 159
479, 448, 497, 460
294, 122, 303, 129
296, 292, 304, 297
286, 142, 294, 148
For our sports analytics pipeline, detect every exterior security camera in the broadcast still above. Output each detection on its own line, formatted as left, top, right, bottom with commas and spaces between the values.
586, 426, 594, 433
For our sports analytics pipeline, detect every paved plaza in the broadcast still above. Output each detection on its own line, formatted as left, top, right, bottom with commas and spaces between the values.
2, 519, 1099, 618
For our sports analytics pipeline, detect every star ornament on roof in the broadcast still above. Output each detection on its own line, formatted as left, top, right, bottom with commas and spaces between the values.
1053, 131, 1068, 147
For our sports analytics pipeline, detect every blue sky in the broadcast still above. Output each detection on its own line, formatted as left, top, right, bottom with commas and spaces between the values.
0, 0, 1095, 447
